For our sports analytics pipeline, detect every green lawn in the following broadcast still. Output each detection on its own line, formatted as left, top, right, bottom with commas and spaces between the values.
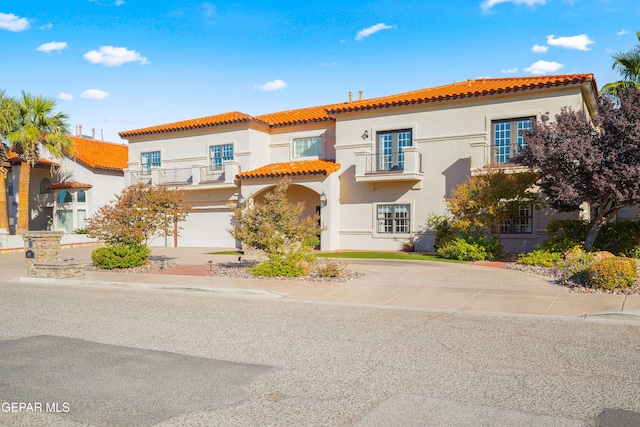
316, 251, 465, 263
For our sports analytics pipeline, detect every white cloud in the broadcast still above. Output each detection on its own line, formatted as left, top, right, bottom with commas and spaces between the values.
114, 0, 125, 5
532, 44, 548, 53
501, 67, 519, 74
321, 62, 337, 67
36, 41, 68, 53
524, 60, 563, 75
618, 29, 630, 36
546, 34, 594, 51
81, 89, 110, 99
39, 23, 53, 30
84, 46, 150, 66
481, 0, 545, 10
0, 12, 30, 32
255, 79, 287, 91
58, 93, 74, 101
355, 23, 394, 41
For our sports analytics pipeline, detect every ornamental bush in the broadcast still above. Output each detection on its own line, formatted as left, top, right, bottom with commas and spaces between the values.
437, 237, 488, 261
554, 247, 596, 286
91, 244, 151, 270
588, 257, 637, 290
517, 249, 562, 267
543, 219, 640, 255
250, 251, 315, 278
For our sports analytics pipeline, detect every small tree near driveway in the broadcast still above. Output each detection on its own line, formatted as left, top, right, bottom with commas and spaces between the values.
87, 184, 189, 247
513, 88, 640, 250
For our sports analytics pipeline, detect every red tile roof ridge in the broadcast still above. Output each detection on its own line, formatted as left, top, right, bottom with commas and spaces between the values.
45, 181, 93, 189
237, 159, 341, 180
119, 111, 255, 137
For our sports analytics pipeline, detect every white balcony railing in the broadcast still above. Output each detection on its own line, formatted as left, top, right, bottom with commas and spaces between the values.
355, 146, 423, 183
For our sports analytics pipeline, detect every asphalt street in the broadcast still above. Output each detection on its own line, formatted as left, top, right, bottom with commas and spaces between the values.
1, 281, 639, 426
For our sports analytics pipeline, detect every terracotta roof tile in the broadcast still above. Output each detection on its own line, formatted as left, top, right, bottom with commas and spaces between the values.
68, 136, 128, 171
7, 150, 59, 167
118, 74, 596, 138
254, 103, 345, 127
45, 181, 93, 190
237, 160, 340, 180
326, 74, 597, 113
119, 111, 254, 137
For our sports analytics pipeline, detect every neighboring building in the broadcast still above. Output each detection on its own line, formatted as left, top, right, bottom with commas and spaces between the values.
5, 135, 128, 235
120, 74, 598, 253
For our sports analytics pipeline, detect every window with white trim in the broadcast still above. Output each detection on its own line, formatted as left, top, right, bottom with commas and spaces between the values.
492, 118, 532, 164
495, 201, 533, 234
377, 204, 410, 234
293, 137, 323, 158
377, 129, 412, 171
210, 144, 234, 169
141, 151, 161, 175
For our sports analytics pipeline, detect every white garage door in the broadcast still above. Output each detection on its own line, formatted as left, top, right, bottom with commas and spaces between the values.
175, 209, 237, 248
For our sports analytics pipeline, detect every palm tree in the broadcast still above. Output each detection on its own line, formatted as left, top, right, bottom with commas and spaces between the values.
5, 91, 72, 233
602, 31, 640, 96
0, 90, 16, 232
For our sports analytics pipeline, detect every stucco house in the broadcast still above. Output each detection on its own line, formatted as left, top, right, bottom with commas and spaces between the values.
4, 135, 127, 237
119, 73, 598, 253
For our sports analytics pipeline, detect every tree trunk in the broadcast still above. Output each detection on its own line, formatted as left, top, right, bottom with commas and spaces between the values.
16, 162, 31, 234
0, 174, 8, 232
584, 208, 609, 250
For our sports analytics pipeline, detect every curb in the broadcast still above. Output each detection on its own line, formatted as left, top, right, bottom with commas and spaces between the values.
17, 277, 283, 299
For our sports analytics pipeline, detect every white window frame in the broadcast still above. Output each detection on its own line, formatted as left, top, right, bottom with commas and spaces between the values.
293, 136, 323, 158
141, 151, 161, 175
491, 118, 533, 164
209, 143, 234, 169
375, 203, 411, 235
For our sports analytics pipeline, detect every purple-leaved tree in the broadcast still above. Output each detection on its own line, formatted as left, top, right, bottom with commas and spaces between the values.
513, 88, 640, 249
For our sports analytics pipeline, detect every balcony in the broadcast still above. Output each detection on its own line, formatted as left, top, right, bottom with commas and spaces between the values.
355, 146, 423, 183
125, 161, 240, 188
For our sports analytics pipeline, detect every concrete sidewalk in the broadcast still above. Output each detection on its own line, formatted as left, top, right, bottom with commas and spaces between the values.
3, 246, 640, 322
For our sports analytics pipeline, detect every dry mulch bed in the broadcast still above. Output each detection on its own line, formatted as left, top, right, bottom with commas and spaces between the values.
503, 262, 640, 295
86, 259, 363, 283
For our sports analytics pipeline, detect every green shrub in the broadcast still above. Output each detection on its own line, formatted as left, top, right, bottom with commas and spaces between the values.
426, 215, 455, 251
588, 257, 638, 290
517, 250, 562, 267
554, 247, 596, 286
437, 237, 489, 261
466, 235, 503, 260
543, 219, 640, 255
251, 252, 315, 277
543, 220, 589, 252
91, 244, 151, 269
627, 245, 640, 259
315, 258, 346, 278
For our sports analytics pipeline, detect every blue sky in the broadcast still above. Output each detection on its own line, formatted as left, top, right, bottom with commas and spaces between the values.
1, 0, 638, 143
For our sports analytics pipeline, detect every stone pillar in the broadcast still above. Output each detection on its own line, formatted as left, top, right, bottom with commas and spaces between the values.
22, 231, 64, 277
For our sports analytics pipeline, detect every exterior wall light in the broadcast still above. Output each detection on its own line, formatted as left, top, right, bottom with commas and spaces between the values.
320, 191, 327, 207
361, 130, 369, 140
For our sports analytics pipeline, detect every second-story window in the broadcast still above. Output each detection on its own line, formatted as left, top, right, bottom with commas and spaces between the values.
492, 118, 532, 164
293, 137, 322, 158
141, 151, 161, 175
377, 129, 412, 172
210, 144, 234, 169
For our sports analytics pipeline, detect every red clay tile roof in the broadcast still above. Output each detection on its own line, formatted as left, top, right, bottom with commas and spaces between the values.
254, 103, 345, 127
119, 74, 596, 138
119, 112, 254, 137
45, 181, 93, 190
7, 150, 59, 167
68, 136, 128, 171
326, 74, 597, 113
237, 160, 340, 180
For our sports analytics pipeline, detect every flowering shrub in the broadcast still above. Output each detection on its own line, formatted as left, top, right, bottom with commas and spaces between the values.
588, 257, 637, 290
517, 249, 562, 267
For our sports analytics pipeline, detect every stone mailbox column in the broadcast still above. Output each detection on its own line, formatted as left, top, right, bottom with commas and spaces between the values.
22, 231, 64, 277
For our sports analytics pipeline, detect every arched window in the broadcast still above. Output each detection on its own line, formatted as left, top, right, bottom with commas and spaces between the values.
77, 190, 86, 203
39, 178, 52, 194
57, 190, 72, 204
